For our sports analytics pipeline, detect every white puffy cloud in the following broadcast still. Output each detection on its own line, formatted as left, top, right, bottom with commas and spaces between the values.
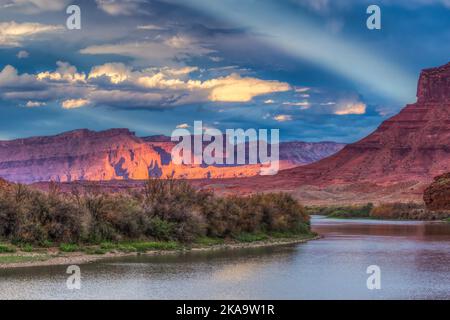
176, 123, 190, 129
17, 50, 29, 59
137, 24, 166, 31
61, 98, 90, 109
0, 65, 36, 87
95, 0, 146, 16
25, 100, 46, 107
37, 61, 86, 83
294, 87, 310, 93
334, 102, 366, 115
88, 62, 132, 84
0, 0, 71, 13
282, 101, 310, 108
0, 21, 62, 47
273, 114, 292, 122
204, 74, 290, 102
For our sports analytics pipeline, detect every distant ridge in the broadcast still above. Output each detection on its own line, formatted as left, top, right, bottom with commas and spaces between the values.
0, 129, 344, 183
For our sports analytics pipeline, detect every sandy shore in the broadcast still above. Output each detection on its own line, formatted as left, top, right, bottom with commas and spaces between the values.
0, 235, 321, 270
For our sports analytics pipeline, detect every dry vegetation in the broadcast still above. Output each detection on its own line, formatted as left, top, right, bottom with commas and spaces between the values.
0, 179, 311, 247
308, 202, 449, 220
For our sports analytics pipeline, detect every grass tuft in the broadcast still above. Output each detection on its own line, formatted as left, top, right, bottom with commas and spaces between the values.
0, 244, 16, 253
59, 243, 80, 253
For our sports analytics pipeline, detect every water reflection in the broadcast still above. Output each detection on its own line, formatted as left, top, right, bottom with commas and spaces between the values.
1, 216, 449, 299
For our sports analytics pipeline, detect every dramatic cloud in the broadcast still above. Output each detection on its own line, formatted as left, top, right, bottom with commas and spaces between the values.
88, 63, 290, 103
137, 72, 291, 102
174, 0, 418, 102
0, 62, 291, 108
0, 21, 62, 47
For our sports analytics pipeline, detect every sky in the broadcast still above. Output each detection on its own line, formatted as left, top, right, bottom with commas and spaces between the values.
0, 0, 449, 142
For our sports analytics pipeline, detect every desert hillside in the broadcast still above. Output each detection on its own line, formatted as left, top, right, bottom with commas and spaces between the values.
0, 129, 344, 183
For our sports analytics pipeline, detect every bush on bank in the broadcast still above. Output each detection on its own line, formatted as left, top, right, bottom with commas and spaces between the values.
306, 203, 373, 218
307, 202, 449, 220
0, 179, 311, 246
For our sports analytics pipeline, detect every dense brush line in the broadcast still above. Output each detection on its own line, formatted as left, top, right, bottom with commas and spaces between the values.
0, 179, 310, 245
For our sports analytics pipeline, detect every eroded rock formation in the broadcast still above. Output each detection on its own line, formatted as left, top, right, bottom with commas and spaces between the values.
0, 128, 344, 183
424, 173, 450, 211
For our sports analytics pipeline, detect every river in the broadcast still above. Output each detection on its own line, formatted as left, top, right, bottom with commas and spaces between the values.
1, 216, 449, 299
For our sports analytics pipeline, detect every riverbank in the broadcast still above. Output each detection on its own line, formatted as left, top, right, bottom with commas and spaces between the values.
307, 203, 450, 220
0, 233, 320, 269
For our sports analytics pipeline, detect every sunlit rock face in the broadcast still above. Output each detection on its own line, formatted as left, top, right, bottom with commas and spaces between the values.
424, 173, 450, 211
0, 129, 344, 183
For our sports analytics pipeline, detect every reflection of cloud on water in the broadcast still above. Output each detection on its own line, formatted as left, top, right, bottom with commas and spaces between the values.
212, 262, 262, 282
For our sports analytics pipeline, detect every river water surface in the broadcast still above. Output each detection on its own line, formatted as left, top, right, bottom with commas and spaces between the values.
1, 216, 449, 299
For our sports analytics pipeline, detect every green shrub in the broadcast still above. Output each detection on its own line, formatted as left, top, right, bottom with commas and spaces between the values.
195, 236, 224, 246
59, 243, 79, 252
126, 241, 180, 252
99, 242, 117, 251
147, 217, 176, 241
39, 240, 53, 248
234, 233, 268, 243
0, 244, 16, 253
308, 203, 373, 218
117, 244, 136, 252
20, 244, 34, 252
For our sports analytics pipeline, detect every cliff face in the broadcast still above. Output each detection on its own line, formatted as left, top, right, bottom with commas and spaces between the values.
0, 129, 158, 183
424, 173, 450, 211
273, 62, 450, 186
417, 63, 450, 103
0, 129, 344, 183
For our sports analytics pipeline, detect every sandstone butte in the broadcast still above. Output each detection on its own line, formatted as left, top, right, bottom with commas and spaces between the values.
0, 128, 344, 184
195, 61, 450, 201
